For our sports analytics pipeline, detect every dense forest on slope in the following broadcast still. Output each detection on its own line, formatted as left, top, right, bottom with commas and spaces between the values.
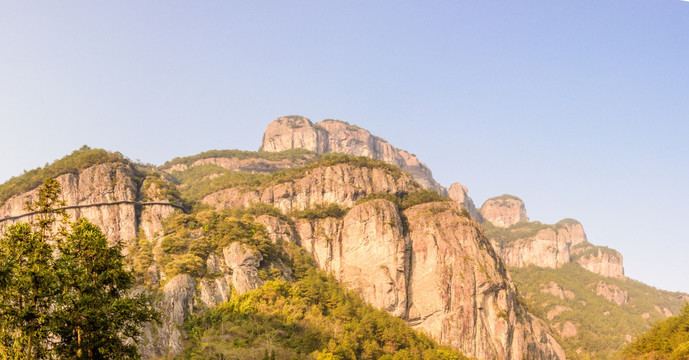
619, 304, 689, 360
509, 264, 687, 359
130, 206, 469, 359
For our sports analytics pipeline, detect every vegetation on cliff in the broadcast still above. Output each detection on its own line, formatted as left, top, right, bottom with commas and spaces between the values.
0, 179, 158, 359
0, 146, 136, 207
619, 304, 689, 359
162, 148, 317, 169
168, 154, 418, 203
510, 264, 687, 359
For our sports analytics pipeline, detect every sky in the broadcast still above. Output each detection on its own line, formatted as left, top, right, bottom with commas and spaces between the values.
0, 1, 687, 293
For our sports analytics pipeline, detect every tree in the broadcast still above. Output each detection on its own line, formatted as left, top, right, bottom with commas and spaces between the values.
0, 178, 159, 359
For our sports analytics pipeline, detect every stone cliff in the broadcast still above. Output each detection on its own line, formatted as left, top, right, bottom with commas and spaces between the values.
260, 116, 446, 194
0, 162, 181, 247
478, 194, 625, 279
449, 182, 481, 220
295, 198, 565, 359
480, 195, 529, 228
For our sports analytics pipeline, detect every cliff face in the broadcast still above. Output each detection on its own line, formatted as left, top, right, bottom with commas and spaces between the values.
296, 199, 565, 360
574, 247, 625, 279
478, 193, 625, 279
202, 163, 420, 213
448, 182, 481, 220
260, 116, 446, 194
480, 195, 529, 228
164, 154, 314, 174
0, 162, 180, 247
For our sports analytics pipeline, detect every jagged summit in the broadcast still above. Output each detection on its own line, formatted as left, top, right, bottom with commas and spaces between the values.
260, 115, 446, 194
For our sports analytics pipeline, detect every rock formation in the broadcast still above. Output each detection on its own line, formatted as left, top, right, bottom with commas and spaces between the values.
296, 199, 565, 359
202, 163, 420, 213
594, 281, 629, 306
480, 195, 529, 228
260, 116, 446, 194
574, 246, 625, 279
0, 162, 181, 247
448, 182, 481, 220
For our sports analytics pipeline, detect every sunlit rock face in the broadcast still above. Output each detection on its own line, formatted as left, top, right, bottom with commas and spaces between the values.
260, 115, 446, 194
480, 195, 529, 228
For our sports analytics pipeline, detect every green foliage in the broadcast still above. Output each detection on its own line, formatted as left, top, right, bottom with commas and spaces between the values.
570, 244, 621, 262
141, 172, 184, 205
156, 210, 282, 280
171, 164, 268, 202
169, 153, 419, 205
0, 179, 158, 359
619, 304, 689, 359
481, 221, 550, 246
355, 189, 451, 211
481, 194, 523, 207
179, 270, 469, 360
290, 203, 347, 220
51, 219, 160, 359
509, 264, 687, 360
0, 146, 131, 207
162, 148, 317, 169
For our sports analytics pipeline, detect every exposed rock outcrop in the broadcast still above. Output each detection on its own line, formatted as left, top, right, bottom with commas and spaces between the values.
140, 274, 196, 358
223, 242, 264, 295
202, 163, 419, 213
480, 195, 529, 228
296, 200, 565, 360
540, 281, 575, 300
594, 281, 628, 306
574, 246, 625, 278
164, 154, 316, 174
260, 116, 446, 194
448, 182, 481, 220
0, 163, 181, 247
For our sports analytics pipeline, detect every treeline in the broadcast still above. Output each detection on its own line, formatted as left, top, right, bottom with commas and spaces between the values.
0, 146, 132, 207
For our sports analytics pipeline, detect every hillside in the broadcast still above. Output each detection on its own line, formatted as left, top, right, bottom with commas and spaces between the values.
473, 194, 688, 359
619, 304, 689, 359
1, 115, 685, 360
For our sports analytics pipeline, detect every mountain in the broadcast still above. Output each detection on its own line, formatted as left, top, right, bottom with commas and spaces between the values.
457, 190, 688, 359
0, 116, 684, 360
260, 115, 446, 194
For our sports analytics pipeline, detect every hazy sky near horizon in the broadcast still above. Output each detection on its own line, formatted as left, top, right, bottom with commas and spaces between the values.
1, 1, 688, 293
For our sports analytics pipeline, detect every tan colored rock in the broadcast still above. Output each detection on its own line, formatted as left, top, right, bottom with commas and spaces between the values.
295, 200, 564, 359
261, 115, 329, 153
223, 242, 264, 295
165, 154, 315, 175
338, 200, 408, 317
404, 202, 564, 360
547, 306, 572, 321
575, 246, 625, 278
255, 215, 296, 244
562, 321, 577, 338
641, 313, 650, 319
203, 163, 419, 213
140, 274, 196, 358
198, 275, 233, 308
540, 282, 575, 300
595, 281, 628, 305
480, 195, 529, 228
494, 228, 571, 268
448, 182, 481, 220
260, 116, 446, 194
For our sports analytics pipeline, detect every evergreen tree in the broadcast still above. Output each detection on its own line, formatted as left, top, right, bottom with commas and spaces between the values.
0, 179, 159, 359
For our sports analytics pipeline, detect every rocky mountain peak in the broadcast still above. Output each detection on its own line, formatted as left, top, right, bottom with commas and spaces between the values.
448, 182, 481, 220
480, 194, 529, 228
259, 116, 446, 194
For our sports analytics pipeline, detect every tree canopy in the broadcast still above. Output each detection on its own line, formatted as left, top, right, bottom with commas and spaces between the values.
0, 178, 158, 359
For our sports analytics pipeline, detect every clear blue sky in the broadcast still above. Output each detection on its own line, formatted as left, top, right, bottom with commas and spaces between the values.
1, 1, 688, 292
